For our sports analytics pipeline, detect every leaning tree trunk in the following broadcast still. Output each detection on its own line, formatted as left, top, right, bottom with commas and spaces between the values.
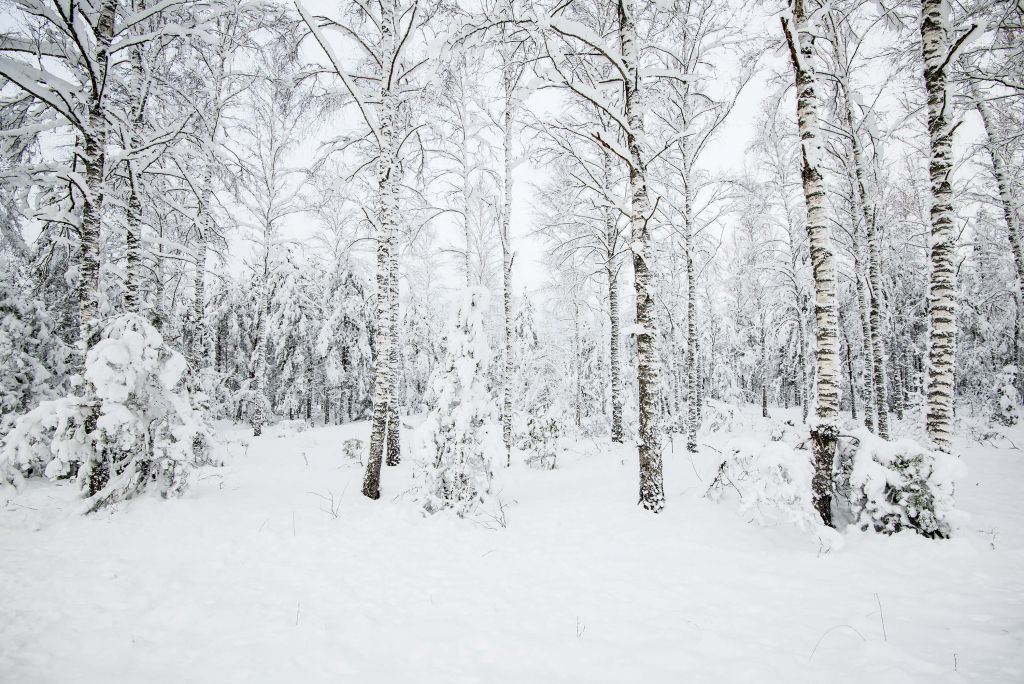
921, 0, 958, 454
843, 90, 889, 439
362, 1, 399, 499
783, 0, 841, 526
974, 87, 1024, 383
619, 0, 665, 512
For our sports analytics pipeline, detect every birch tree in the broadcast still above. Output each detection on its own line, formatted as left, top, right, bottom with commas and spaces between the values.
297, 0, 429, 499
919, 0, 979, 453
782, 0, 841, 526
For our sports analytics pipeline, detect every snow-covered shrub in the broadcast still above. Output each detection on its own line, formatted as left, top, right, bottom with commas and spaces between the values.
415, 288, 501, 516
0, 262, 71, 436
342, 437, 364, 464
0, 314, 210, 511
521, 409, 562, 470
768, 419, 801, 446
701, 400, 750, 435
706, 437, 819, 529
845, 430, 966, 538
990, 366, 1021, 427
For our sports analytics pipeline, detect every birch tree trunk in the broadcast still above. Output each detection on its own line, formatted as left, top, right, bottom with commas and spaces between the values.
842, 91, 889, 439
602, 148, 624, 443
385, 244, 401, 466
921, 0, 958, 454
684, 186, 699, 453
608, 264, 623, 443
783, 0, 841, 526
362, 0, 399, 499
500, 63, 514, 468
250, 233, 272, 438
853, 246, 874, 430
124, 23, 146, 313
83, 0, 117, 498
619, 0, 665, 512
974, 87, 1024, 381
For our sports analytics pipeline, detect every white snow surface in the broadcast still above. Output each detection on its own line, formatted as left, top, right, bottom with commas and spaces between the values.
2, 408, 1022, 683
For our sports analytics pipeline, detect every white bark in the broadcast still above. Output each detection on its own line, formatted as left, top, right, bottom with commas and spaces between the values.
783, 0, 840, 526
361, 0, 400, 498
619, 0, 664, 513
921, 0, 957, 454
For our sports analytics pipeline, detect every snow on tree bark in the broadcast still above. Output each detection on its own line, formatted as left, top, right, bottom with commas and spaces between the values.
386, 243, 401, 467
783, 0, 841, 526
362, 0, 400, 499
684, 163, 700, 454
619, 0, 664, 513
500, 58, 515, 468
920, 0, 958, 454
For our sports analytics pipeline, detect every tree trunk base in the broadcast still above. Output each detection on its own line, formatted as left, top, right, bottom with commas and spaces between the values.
810, 424, 838, 527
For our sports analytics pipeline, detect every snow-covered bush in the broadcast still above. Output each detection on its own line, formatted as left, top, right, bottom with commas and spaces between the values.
701, 400, 752, 435
843, 430, 966, 538
706, 437, 819, 529
342, 438, 364, 464
768, 418, 802, 446
990, 366, 1021, 427
0, 314, 210, 511
521, 409, 562, 470
0, 262, 71, 436
415, 288, 501, 516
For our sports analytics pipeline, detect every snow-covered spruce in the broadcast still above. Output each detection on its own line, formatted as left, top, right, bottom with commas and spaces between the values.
414, 288, 501, 516
838, 430, 967, 539
1, 314, 210, 512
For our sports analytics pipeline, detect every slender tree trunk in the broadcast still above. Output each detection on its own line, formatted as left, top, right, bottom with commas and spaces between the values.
608, 266, 624, 442
974, 87, 1024, 383
500, 63, 515, 467
125, 167, 144, 313
82, 0, 117, 497
685, 210, 699, 452
573, 303, 582, 429
363, 0, 399, 499
619, 0, 664, 512
250, 255, 271, 437
783, 0, 841, 526
921, 0, 958, 453
385, 250, 401, 466
124, 23, 146, 314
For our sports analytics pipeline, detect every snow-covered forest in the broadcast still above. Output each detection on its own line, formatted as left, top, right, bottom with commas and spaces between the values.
1, 0, 1022, 681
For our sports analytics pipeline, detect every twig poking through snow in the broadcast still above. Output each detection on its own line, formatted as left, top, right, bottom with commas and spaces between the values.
809, 625, 866, 661
874, 593, 887, 641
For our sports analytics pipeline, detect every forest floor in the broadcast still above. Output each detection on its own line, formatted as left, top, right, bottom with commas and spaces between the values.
1, 407, 1022, 683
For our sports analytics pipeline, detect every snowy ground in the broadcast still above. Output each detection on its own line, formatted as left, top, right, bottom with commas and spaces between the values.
2, 409, 1022, 683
